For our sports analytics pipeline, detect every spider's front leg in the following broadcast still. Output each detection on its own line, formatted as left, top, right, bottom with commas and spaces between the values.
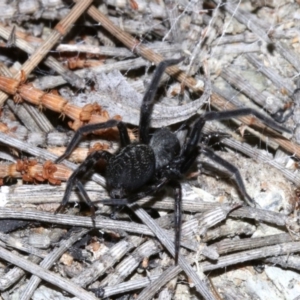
100, 177, 170, 205
139, 57, 184, 144
182, 107, 291, 159
201, 107, 292, 134
179, 107, 291, 206
200, 146, 254, 206
55, 151, 112, 218
169, 180, 182, 264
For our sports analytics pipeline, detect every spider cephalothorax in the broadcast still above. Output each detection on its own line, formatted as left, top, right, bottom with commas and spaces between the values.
55, 57, 291, 264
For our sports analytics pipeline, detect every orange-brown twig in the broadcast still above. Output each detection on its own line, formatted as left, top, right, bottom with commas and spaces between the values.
0, 142, 112, 184
0, 75, 135, 139
0, 160, 71, 185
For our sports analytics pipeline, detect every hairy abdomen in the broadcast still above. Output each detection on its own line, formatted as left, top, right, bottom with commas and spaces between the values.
106, 144, 155, 197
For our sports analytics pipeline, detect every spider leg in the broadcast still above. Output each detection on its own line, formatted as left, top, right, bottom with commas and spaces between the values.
181, 118, 205, 158
55, 151, 112, 215
101, 178, 182, 264
178, 107, 291, 199
117, 122, 131, 147
201, 108, 291, 133
200, 146, 255, 207
169, 180, 182, 265
139, 57, 184, 144
187, 131, 231, 168
55, 119, 129, 163
182, 107, 290, 158
101, 177, 169, 205
76, 181, 96, 219
179, 149, 199, 174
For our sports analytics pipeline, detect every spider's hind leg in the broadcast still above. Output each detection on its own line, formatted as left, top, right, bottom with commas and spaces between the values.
55, 151, 112, 216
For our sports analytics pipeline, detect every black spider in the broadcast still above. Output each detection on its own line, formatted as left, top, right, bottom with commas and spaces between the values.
55, 57, 291, 264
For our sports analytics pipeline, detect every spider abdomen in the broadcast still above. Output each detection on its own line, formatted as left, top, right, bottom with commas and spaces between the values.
106, 143, 155, 198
